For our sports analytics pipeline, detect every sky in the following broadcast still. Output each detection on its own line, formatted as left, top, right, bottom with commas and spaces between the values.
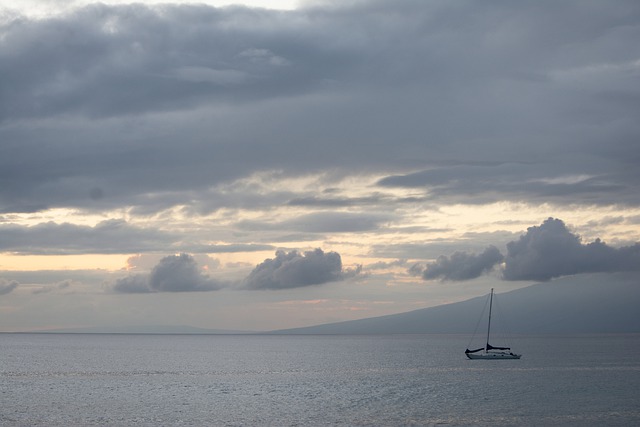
1, 0, 639, 332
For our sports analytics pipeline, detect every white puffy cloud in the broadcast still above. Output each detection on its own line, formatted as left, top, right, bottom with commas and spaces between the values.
243, 248, 360, 290
114, 253, 224, 293
114, 249, 359, 292
149, 253, 223, 292
503, 218, 640, 281
419, 218, 640, 282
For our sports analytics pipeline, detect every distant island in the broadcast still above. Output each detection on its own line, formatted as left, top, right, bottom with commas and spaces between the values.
28, 325, 251, 335
269, 273, 640, 335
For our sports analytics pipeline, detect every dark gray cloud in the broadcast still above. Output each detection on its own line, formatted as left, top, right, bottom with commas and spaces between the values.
419, 218, 640, 282
113, 248, 358, 292
184, 243, 276, 253
148, 253, 224, 292
416, 246, 503, 281
0, 220, 277, 256
0, 279, 19, 295
0, 220, 176, 254
287, 195, 390, 208
0, 4, 291, 120
243, 248, 359, 290
114, 253, 224, 293
113, 274, 152, 294
1, 0, 639, 217
236, 212, 393, 233
377, 162, 637, 206
503, 218, 640, 281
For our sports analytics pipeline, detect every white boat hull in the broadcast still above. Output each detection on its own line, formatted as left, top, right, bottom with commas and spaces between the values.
466, 351, 521, 360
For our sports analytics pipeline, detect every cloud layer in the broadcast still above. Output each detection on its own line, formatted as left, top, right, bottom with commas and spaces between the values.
1, 1, 639, 215
0, 220, 174, 254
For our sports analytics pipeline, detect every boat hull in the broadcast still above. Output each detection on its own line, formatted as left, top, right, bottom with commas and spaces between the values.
466, 352, 521, 360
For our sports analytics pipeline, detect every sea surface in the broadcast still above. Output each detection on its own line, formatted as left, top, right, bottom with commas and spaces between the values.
1, 333, 639, 426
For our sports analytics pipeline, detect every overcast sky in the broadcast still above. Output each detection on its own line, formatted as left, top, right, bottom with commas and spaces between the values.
1, 0, 639, 332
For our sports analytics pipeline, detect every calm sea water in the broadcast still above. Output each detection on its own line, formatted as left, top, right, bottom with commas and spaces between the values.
1, 333, 639, 426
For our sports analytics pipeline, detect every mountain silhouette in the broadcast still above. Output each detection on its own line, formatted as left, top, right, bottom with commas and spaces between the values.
270, 273, 640, 335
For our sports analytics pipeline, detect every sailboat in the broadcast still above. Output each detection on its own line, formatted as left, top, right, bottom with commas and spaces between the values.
465, 288, 521, 360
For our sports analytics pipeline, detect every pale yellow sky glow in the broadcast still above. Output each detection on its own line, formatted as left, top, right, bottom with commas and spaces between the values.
0, 254, 129, 271
3, 196, 638, 272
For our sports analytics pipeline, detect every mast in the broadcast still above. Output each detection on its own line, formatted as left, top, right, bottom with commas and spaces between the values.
485, 288, 493, 353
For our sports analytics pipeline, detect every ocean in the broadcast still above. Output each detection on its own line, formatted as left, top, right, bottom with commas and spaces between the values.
1, 333, 639, 426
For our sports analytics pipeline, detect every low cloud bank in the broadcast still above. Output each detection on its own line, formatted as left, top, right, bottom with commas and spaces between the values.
418, 218, 640, 282
113, 249, 360, 293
